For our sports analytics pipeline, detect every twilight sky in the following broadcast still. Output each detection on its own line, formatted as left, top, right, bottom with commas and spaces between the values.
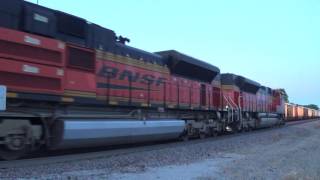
27, 0, 320, 106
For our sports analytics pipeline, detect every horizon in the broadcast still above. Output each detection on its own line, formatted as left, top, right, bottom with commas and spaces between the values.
26, 0, 320, 106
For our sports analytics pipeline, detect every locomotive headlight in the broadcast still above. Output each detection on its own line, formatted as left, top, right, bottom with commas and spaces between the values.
226, 126, 232, 132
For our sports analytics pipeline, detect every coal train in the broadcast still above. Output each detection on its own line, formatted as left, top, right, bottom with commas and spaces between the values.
0, 0, 318, 160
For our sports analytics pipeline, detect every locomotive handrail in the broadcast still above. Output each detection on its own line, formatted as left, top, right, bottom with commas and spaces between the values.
223, 95, 234, 123
238, 95, 243, 127
223, 95, 235, 109
228, 96, 239, 110
223, 95, 243, 124
227, 96, 240, 122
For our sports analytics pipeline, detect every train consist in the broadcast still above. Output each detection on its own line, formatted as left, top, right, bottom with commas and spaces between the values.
0, 0, 318, 160
285, 103, 319, 121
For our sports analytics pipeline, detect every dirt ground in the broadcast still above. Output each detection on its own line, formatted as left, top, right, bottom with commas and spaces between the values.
108, 120, 320, 180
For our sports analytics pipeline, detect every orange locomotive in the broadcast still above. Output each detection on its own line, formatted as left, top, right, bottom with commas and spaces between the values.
0, 0, 306, 160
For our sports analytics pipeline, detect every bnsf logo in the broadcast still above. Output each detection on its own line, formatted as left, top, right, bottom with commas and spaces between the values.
98, 65, 167, 86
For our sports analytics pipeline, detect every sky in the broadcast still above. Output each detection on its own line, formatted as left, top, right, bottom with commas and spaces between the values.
27, 0, 320, 106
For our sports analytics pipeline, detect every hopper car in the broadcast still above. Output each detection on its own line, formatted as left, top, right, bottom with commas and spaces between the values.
285, 103, 319, 121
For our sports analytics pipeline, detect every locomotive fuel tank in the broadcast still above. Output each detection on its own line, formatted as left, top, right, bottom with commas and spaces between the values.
256, 113, 282, 128
50, 119, 185, 149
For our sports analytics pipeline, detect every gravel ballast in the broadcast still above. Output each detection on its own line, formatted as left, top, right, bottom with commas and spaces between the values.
1, 120, 320, 180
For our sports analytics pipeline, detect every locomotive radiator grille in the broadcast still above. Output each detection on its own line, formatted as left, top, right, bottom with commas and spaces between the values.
0, 71, 61, 92
0, 39, 62, 66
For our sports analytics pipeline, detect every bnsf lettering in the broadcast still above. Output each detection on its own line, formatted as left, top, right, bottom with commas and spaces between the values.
98, 65, 166, 86
98, 65, 118, 78
119, 70, 140, 82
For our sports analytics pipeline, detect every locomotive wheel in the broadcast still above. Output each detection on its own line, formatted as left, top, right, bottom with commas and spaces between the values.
0, 145, 28, 161
210, 130, 218, 137
0, 135, 29, 160
182, 136, 189, 142
213, 131, 218, 137
0, 119, 43, 160
199, 133, 206, 139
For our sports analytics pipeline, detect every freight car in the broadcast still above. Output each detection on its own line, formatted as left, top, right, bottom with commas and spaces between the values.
284, 103, 319, 121
0, 0, 289, 160
285, 103, 297, 120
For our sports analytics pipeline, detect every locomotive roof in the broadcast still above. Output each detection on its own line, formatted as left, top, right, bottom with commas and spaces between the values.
260, 86, 273, 94
115, 43, 164, 65
221, 73, 261, 93
155, 50, 220, 82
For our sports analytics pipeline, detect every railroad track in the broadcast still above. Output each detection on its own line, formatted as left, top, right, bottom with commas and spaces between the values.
0, 118, 318, 169
285, 118, 318, 126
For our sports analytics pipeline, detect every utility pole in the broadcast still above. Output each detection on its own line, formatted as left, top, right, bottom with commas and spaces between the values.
37, 0, 39, 4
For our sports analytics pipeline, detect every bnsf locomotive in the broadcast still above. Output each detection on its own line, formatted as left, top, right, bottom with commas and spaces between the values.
0, 0, 312, 160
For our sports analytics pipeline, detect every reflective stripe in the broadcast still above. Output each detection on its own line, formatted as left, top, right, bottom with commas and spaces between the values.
0, 86, 7, 111
61, 97, 74, 103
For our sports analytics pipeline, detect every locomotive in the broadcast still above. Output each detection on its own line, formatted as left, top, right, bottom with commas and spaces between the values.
0, 0, 313, 160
